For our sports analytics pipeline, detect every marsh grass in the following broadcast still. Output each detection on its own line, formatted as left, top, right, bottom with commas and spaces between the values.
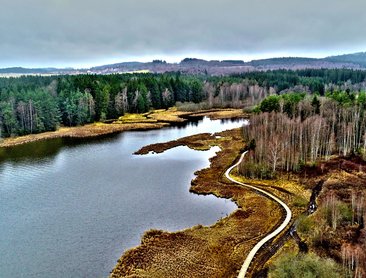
111, 128, 283, 278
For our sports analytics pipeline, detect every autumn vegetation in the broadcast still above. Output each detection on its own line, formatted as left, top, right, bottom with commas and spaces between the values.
241, 89, 366, 277
268, 252, 343, 278
2, 68, 366, 139
111, 129, 284, 278
3, 68, 366, 277
241, 91, 366, 178
279, 158, 366, 278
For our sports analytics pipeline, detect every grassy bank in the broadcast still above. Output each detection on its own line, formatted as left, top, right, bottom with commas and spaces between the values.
253, 157, 366, 277
111, 128, 299, 278
0, 108, 245, 148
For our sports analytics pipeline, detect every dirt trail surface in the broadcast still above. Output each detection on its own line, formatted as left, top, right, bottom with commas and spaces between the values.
225, 152, 292, 278
110, 129, 284, 278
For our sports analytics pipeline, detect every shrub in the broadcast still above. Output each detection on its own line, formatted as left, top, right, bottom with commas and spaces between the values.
269, 252, 343, 278
297, 215, 315, 234
320, 196, 352, 230
239, 161, 274, 179
176, 101, 211, 111
293, 196, 309, 208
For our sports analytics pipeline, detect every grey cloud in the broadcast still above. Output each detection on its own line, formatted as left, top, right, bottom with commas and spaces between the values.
1, 0, 366, 66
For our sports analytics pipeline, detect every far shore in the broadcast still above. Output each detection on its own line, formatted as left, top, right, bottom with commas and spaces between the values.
0, 108, 246, 148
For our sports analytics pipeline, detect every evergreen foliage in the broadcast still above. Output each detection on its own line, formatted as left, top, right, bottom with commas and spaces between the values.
1, 68, 366, 138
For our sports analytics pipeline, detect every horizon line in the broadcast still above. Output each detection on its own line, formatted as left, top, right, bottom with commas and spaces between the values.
1, 50, 365, 70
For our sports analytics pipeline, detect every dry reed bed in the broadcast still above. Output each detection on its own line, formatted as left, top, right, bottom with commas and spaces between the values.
0, 108, 245, 148
111, 129, 285, 278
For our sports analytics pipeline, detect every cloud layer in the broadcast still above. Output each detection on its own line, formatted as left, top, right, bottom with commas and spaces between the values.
2, 0, 366, 67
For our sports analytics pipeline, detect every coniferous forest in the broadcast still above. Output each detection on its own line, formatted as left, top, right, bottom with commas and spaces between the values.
1, 68, 366, 138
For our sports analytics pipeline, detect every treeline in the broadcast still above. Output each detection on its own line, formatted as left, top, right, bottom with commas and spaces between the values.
0, 74, 205, 137
231, 68, 366, 94
240, 91, 366, 178
0, 72, 278, 137
1, 68, 366, 138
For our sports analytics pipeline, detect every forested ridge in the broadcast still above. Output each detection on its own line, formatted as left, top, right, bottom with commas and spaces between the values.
1, 68, 366, 138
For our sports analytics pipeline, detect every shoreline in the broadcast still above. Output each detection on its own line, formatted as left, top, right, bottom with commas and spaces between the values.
0, 108, 246, 148
111, 128, 305, 277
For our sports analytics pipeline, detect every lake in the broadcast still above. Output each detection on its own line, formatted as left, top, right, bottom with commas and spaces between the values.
0, 117, 246, 278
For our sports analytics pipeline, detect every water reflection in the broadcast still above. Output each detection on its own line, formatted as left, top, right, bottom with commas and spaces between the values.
0, 117, 244, 164
0, 134, 124, 165
0, 117, 246, 278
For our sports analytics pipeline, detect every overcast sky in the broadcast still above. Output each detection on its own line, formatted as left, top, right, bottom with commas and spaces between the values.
1, 0, 366, 68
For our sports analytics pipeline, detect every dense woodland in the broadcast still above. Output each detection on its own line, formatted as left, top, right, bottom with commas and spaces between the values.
1, 68, 366, 138
241, 91, 366, 178
0, 74, 205, 137
239, 79, 366, 277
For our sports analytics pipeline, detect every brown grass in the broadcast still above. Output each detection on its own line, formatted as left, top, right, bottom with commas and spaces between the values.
135, 133, 215, 155
129, 131, 366, 277
0, 122, 168, 148
263, 156, 366, 276
146, 108, 188, 123
231, 175, 311, 217
189, 109, 248, 120
110, 128, 285, 278
0, 108, 246, 148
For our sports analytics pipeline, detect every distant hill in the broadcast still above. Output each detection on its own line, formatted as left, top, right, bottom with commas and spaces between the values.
180, 58, 246, 67
1, 51, 366, 76
324, 52, 366, 67
248, 57, 319, 67
180, 58, 208, 64
222, 60, 245, 64
90, 61, 143, 71
246, 56, 361, 70
0, 67, 60, 74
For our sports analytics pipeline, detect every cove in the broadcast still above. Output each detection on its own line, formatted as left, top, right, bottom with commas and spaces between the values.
0, 117, 246, 278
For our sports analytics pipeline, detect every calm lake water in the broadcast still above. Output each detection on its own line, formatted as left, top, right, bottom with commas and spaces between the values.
0, 117, 246, 278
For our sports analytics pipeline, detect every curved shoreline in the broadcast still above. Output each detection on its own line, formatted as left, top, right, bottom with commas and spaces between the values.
225, 152, 292, 277
0, 108, 246, 148
110, 128, 285, 277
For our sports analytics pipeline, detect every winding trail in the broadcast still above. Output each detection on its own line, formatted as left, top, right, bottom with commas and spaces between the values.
224, 152, 292, 278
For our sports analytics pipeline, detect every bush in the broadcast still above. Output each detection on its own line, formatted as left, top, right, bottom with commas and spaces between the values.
320, 198, 352, 229
259, 95, 281, 112
293, 196, 309, 208
296, 215, 315, 234
243, 106, 256, 113
176, 101, 211, 111
239, 161, 274, 179
269, 252, 343, 278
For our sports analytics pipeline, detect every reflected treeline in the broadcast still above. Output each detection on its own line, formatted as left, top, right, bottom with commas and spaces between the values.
0, 133, 122, 164
0, 138, 64, 164
220, 118, 245, 124
173, 116, 203, 128
0, 116, 242, 165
